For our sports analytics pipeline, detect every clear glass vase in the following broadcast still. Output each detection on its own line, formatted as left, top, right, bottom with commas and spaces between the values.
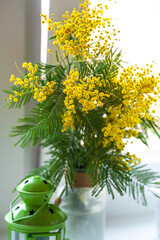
60, 186, 106, 240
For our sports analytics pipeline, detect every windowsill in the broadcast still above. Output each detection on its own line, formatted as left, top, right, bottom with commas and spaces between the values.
1, 214, 159, 240
106, 213, 159, 240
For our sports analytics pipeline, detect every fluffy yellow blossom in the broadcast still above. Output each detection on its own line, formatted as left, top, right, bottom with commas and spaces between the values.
62, 69, 107, 131
41, 0, 118, 59
10, 75, 15, 82
6, 1, 160, 174
62, 65, 160, 160
8, 62, 56, 104
102, 64, 160, 150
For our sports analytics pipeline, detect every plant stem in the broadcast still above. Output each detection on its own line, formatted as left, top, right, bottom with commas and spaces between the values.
66, 55, 72, 74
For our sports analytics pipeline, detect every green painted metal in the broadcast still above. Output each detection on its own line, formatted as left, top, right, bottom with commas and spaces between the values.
16, 175, 53, 206
8, 227, 11, 240
7, 225, 66, 240
25, 233, 28, 240
5, 202, 67, 231
17, 176, 53, 192
5, 175, 68, 240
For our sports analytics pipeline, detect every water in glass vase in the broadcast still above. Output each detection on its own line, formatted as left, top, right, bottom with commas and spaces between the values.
60, 187, 106, 240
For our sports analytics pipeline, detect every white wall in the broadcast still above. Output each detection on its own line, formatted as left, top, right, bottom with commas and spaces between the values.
0, 0, 41, 232
24, 0, 41, 174
0, 0, 25, 232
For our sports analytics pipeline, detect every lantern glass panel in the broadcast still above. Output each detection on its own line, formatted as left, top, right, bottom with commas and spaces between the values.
35, 237, 54, 240
10, 231, 25, 240
9, 231, 59, 240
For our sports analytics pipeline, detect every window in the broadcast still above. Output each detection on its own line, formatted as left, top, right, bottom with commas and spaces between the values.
39, 0, 160, 219
41, 0, 50, 63
90, 0, 160, 165
89, 0, 160, 220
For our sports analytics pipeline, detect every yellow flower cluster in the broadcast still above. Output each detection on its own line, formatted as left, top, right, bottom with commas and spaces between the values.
61, 65, 160, 170
110, 152, 141, 171
9, 62, 56, 103
102, 64, 160, 150
62, 69, 106, 131
92, 149, 141, 171
41, 0, 118, 59
61, 113, 75, 132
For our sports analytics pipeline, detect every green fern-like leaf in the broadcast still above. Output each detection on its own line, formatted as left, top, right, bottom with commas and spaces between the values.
3, 85, 33, 109
10, 94, 65, 147
40, 131, 80, 191
91, 161, 160, 205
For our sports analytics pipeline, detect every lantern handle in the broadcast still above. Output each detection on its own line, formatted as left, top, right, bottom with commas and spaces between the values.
10, 194, 20, 221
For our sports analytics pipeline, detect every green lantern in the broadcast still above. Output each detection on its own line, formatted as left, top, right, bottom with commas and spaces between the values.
5, 175, 68, 240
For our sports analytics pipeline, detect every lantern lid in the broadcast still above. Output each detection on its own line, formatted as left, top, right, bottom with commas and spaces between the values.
16, 175, 53, 193
4, 202, 67, 232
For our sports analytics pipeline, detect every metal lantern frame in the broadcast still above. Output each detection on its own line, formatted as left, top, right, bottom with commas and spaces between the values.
7, 223, 66, 240
5, 176, 68, 240
7, 226, 66, 240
